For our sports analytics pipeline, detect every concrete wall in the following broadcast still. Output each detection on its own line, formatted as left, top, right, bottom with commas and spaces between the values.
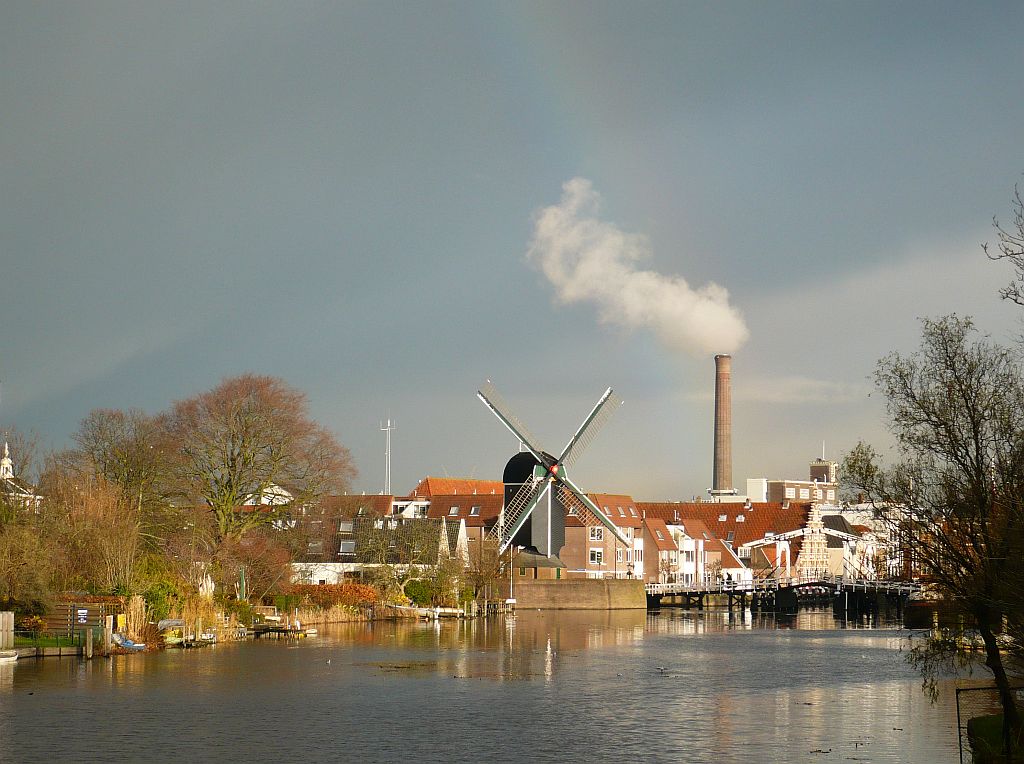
499, 578, 646, 610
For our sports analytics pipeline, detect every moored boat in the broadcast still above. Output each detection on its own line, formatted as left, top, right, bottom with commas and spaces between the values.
0, 650, 18, 664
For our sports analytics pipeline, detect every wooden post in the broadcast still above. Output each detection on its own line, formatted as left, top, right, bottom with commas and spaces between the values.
0, 611, 13, 649
85, 626, 94, 659
104, 615, 113, 656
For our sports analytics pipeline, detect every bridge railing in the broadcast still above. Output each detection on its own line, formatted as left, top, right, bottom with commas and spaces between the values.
644, 574, 921, 597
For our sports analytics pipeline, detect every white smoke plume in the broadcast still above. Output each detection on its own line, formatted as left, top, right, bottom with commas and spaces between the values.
527, 178, 749, 356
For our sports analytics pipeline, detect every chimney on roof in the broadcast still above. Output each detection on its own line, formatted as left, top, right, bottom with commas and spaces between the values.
710, 354, 735, 497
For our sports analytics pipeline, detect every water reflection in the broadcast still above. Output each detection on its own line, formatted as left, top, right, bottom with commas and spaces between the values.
0, 609, 962, 764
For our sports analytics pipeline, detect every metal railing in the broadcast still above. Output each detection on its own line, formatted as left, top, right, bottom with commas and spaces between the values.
645, 574, 921, 597
13, 628, 83, 648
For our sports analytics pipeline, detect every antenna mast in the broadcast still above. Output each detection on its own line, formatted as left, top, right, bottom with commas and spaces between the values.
380, 418, 394, 495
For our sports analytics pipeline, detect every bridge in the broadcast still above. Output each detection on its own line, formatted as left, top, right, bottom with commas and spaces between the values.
645, 575, 921, 615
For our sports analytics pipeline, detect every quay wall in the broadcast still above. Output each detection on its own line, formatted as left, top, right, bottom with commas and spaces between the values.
500, 579, 646, 610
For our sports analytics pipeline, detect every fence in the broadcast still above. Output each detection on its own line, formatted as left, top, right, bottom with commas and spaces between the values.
13, 628, 82, 649
956, 684, 1024, 763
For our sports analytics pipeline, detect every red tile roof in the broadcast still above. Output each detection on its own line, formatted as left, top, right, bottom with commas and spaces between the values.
425, 493, 503, 527
319, 494, 394, 518
644, 517, 677, 551
638, 501, 810, 548
564, 493, 643, 527
409, 477, 504, 498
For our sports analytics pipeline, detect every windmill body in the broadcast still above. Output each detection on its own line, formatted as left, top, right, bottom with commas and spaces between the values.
478, 381, 629, 559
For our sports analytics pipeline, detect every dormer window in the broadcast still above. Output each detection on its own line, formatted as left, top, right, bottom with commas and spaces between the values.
736, 514, 745, 522
718, 514, 727, 522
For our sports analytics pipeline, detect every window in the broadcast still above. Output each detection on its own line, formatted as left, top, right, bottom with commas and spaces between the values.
799, 488, 810, 499
683, 550, 695, 563
827, 490, 835, 501
357, 507, 366, 516
635, 549, 643, 562
589, 549, 604, 565
738, 547, 751, 559
448, 506, 460, 516
589, 527, 604, 541
765, 531, 774, 538
616, 549, 623, 563
338, 520, 354, 533
655, 530, 665, 540
718, 514, 727, 522
617, 506, 626, 517
339, 540, 356, 555
726, 531, 735, 542
736, 514, 745, 522
470, 506, 481, 516
784, 487, 796, 499
625, 550, 632, 562
813, 489, 822, 500
628, 507, 638, 517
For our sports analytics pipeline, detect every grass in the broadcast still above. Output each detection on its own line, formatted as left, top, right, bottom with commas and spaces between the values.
968, 713, 1024, 762
13, 632, 80, 648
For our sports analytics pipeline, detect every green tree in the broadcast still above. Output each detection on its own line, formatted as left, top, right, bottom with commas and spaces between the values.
843, 316, 1024, 756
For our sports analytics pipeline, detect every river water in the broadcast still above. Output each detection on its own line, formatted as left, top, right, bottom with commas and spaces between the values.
0, 609, 963, 763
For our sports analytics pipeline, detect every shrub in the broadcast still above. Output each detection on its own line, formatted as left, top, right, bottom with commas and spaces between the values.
403, 579, 432, 607
291, 583, 378, 609
19, 615, 46, 637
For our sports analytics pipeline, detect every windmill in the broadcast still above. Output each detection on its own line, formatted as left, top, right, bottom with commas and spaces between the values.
477, 380, 630, 558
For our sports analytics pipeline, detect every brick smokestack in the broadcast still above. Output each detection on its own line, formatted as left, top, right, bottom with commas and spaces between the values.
712, 354, 733, 494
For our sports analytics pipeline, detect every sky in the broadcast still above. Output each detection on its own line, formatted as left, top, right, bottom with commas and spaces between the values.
2, 2, 1023, 500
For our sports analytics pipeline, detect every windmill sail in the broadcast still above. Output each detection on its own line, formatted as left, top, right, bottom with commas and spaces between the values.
558, 388, 623, 469
477, 381, 547, 465
555, 476, 630, 547
479, 382, 626, 558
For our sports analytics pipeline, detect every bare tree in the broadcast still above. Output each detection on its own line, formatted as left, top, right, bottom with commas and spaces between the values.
355, 518, 442, 602
843, 316, 1024, 755
465, 537, 503, 600
53, 408, 178, 547
159, 374, 355, 544
40, 469, 143, 595
985, 184, 1024, 306
70, 408, 167, 506
0, 522, 52, 606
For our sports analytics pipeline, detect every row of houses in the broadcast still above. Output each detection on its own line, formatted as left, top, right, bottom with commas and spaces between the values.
292, 475, 892, 588
0, 437, 894, 590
